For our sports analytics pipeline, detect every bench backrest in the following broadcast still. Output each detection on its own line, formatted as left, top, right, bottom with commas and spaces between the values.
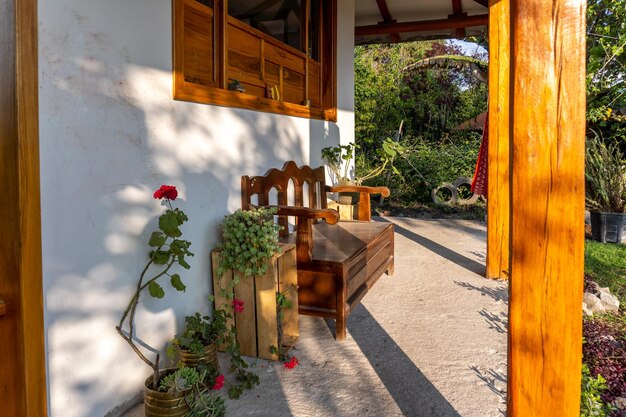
241, 161, 328, 237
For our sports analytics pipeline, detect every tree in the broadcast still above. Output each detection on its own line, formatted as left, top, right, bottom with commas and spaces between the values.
586, 0, 626, 111
586, 0, 626, 153
353, 41, 488, 205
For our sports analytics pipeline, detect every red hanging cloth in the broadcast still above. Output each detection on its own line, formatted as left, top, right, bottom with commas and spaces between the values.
471, 112, 488, 197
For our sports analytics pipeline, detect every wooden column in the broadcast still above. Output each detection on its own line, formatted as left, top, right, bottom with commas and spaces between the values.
0, 0, 47, 415
508, 0, 586, 415
486, 0, 510, 280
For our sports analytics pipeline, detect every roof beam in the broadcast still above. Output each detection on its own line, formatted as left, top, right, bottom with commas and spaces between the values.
355, 14, 488, 37
375, 0, 401, 43
450, 0, 466, 38
473, 0, 488, 7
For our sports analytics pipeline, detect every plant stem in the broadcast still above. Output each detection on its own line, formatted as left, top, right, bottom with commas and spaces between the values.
116, 243, 175, 387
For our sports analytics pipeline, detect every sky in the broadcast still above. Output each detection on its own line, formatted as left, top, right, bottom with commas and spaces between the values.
449, 39, 488, 57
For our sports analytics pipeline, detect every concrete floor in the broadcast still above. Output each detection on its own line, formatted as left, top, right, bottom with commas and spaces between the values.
123, 217, 508, 417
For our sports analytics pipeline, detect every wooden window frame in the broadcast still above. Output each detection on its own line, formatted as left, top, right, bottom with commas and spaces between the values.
172, 0, 337, 121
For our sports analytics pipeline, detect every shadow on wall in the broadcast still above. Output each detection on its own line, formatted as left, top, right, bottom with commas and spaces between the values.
38, 4, 336, 416
309, 118, 341, 172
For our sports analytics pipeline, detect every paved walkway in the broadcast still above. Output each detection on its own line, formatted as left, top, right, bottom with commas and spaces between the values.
124, 217, 508, 417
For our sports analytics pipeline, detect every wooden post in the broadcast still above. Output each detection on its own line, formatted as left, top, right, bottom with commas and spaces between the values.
508, 1, 586, 415
0, 0, 47, 415
486, 0, 510, 280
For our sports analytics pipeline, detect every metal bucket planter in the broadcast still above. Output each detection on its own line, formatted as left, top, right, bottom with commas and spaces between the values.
590, 211, 626, 244
144, 369, 189, 417
178, 342, 219, 371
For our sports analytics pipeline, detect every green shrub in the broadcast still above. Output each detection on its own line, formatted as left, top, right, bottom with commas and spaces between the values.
581, 364, 612, 417
585, 135, 626, 213
360, 134, 480, 205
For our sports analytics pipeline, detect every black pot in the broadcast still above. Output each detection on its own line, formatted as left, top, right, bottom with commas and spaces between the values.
590, 211, 626, 244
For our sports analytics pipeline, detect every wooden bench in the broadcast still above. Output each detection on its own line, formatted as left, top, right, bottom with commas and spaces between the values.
241, 161, 394, 340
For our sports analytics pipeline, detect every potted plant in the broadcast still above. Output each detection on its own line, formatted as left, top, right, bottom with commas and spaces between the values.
168, 312, 223, 371
322, 139, 403, 207
585, 136, 626, 243
116, 184, 197, 415
321, 143, 357, 185
321, 138, 404, 186
216, 207, 282, 282
214, 207, 299, 367
152, 366, 226, 417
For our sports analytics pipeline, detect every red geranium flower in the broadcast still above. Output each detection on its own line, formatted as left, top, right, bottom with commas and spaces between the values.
283, 356, 299, 369
153, 185, 178, 201
232, 299, 244, 313
212, 374, 225, 390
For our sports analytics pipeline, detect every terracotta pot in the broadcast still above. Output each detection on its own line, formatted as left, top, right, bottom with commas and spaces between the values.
590, 211, 626, 244
178, 342, 219, 371
144, 369, 189, 417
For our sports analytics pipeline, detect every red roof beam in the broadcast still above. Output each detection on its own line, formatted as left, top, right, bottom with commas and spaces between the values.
450, 0, 467, 38
375, 0, 401, 43
355, 14, 489, 37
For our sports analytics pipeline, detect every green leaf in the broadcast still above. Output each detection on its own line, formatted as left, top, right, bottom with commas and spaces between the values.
178, 256, 191, 270
228, 386, 242, 400
170, 274, 186, 292
151, 250, 170, 265
148, 281, 165, 298
170, 240, 184, 256
175, 210, 188, 225
148, 231, 167, 247
159, 211, 182, 238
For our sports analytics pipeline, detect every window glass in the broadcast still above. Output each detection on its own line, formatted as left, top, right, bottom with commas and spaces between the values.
229, 0, 303, 52
308, 0, 320, 60
196, 0, 213, 7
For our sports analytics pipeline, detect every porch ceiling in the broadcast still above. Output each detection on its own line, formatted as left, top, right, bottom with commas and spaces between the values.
355, 0, 488, 45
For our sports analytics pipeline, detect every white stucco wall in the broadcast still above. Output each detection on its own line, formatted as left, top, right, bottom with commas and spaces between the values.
38, 1, 354, 416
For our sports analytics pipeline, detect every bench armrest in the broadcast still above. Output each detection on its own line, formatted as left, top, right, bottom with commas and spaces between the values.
326, 185, 390, 197
267, 205, 339, 264
272, 205, 340, 225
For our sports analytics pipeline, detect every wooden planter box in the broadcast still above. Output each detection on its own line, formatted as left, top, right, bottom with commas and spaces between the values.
211, 243, 298, 360
328, 200, 359, 221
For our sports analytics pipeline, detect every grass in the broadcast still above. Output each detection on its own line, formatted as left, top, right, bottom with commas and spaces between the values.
585, 240, 626, 306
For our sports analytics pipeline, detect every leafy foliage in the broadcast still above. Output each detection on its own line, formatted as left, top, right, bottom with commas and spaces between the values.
227, 369, 260, 400
271, 288, 298, 367
159, 367, 201, 394
168, 312, 223, 358
586, 0, 626, 160
321, 143, 356, 182
158, 367, 227, 417
583, 316, 626, 411
585, 135, 626, 213
186, 387, 226, 417
362, 134, 481, 205
217, 207, 282, 280
581, 364, 613, 417
204, 306, 260, 400
354, 41, 487, 205
586, 0, 626, 112
322, 139, 405, 185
